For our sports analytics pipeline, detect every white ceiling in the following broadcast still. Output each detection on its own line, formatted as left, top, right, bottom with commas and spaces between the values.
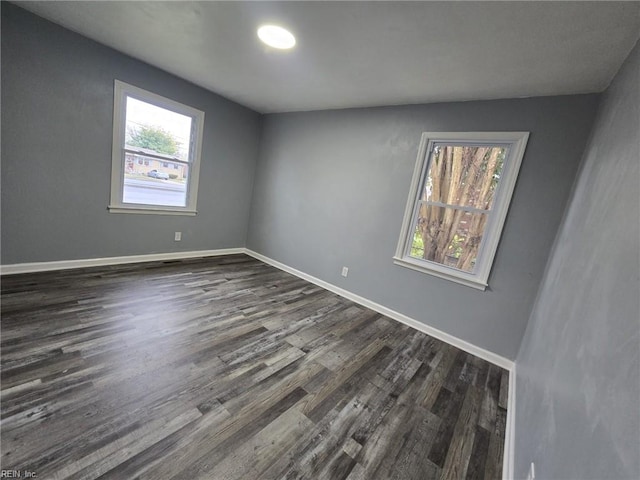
15, 1, 640, 113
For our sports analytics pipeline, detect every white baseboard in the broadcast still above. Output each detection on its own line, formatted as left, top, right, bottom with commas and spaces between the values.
503, 364, 517, 480
0, 248, 245, 275
2, 246, 517, 479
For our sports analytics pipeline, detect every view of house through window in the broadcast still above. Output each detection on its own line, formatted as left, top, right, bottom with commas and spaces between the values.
123, 97, 193, 207
109, 80, 204, 215
410, 144, 506, 272
394, 132, 529, 289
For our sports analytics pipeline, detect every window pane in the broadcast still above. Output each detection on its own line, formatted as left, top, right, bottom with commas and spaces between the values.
422, 145, 506, 210
123, 155, 189, 207
125, 97, 192, 162
409, 205, 489, 272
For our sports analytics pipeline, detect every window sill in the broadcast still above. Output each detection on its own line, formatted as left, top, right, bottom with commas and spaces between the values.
392, 256, 488, 291
108, 205, 197, 216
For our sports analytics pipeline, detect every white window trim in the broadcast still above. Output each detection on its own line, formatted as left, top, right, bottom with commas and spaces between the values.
108, 80, 205, 215
393, 131, 529, 290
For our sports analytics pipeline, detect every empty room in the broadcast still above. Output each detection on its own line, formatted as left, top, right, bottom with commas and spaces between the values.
1, 1, 638, 479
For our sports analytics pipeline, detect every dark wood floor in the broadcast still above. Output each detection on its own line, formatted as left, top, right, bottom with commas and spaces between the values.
1, 254, 508, 479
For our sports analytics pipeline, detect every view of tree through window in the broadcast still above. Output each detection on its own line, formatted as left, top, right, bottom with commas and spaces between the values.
128, 125, 180, 156
409, 144, 507, 272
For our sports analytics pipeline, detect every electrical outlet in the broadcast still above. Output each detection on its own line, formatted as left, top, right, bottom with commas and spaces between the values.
341, 266, 349, 277
174, 232, 182, 241
527, 462, 535, 480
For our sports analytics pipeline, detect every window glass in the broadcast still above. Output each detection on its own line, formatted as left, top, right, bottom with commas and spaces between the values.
109, 81, 204, 215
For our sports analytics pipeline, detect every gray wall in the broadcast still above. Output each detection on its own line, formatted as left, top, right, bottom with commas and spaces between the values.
514, 42, 639, 479
1, 3, 262, 264
248, 96, 598, 360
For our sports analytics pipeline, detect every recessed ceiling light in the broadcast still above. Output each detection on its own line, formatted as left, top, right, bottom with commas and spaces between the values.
257, 25, 296, 50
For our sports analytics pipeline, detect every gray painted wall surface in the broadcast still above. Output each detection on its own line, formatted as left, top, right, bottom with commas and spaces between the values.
247, 95, 598, 360
1, 4, 262, 264
514, 43, 640, 479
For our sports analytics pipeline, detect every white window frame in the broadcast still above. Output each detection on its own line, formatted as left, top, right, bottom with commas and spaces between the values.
108, 80, 205, 216
393, 132, 529, 290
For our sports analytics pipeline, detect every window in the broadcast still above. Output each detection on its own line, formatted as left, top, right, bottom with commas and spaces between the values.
394, 132, 529, 290
109, 80, 205, 215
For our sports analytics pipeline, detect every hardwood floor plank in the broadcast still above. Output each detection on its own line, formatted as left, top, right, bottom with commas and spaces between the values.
300, 338, 389, 415
439, 385, 483, 480
498, 370, 509, 409
478, 364, 502, 432
174, 387, 309, 480
421, 344, 460, 410
388, 408, 442, 480
214, 407, 314, 480
428, 382, 470, 468
353, 400, 418, 477
465, 426, 491, 480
